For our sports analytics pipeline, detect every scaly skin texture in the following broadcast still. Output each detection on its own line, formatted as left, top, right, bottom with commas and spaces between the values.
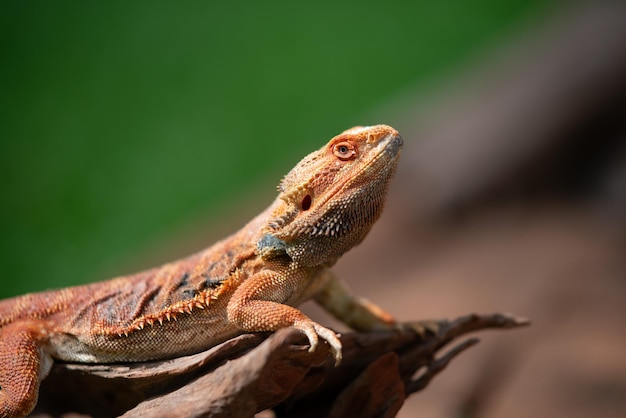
0, 125, 403, 417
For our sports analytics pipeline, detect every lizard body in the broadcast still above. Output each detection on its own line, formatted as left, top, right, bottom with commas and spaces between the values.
0, 125, 402, 417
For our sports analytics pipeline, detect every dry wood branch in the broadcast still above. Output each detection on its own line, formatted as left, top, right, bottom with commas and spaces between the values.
33, 313, 528, 418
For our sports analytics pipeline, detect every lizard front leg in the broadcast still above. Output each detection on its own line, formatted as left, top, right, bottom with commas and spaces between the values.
0, 322, 52, 418
226, 269, 342, 365
313, 270, 397, 332
314, 271, 440, 336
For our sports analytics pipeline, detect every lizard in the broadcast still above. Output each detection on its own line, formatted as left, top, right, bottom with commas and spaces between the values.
0, 124, 403, 417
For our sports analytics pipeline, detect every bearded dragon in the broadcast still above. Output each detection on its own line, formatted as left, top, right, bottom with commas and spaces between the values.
0, 125, 403, 417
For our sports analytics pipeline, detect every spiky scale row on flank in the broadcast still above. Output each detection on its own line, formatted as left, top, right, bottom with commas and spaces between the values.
118, 289, 215, 336
113, 277, 234, 337
0, 125, 403, 417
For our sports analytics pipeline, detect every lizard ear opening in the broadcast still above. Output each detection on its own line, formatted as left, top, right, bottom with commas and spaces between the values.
301, 194, 312, 211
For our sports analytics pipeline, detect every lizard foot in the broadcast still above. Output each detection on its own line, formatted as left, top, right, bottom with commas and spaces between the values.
294, 320, 342, 366
396, 319, 442, 338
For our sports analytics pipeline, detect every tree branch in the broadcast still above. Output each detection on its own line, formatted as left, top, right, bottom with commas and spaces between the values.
33, 313, 528, 418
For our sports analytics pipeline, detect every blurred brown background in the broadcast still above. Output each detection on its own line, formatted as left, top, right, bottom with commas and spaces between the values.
3, 1, 626, 417
327, 2, 626, 416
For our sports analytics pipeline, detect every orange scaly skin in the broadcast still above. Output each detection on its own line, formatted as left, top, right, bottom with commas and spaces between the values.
0, 125, 403, 417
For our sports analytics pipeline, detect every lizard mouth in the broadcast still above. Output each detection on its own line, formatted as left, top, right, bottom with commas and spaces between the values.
314, 130, 403, 211
269, 127, 403, 241
269, 127, 403, 262
338, 131, 402, 188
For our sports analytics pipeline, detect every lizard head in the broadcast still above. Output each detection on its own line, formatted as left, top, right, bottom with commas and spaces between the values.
261, 124, 403, 267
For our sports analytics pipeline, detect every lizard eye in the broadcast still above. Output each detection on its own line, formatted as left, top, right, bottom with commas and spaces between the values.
301, 194, 312, 211
333, 141, 357, 161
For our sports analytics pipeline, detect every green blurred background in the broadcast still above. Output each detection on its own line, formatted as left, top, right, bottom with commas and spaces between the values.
0, 1, 548, 298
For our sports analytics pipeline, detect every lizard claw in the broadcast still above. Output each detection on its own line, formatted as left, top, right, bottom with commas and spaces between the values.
295, 321, 343, 366
395, 319, 442, 337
